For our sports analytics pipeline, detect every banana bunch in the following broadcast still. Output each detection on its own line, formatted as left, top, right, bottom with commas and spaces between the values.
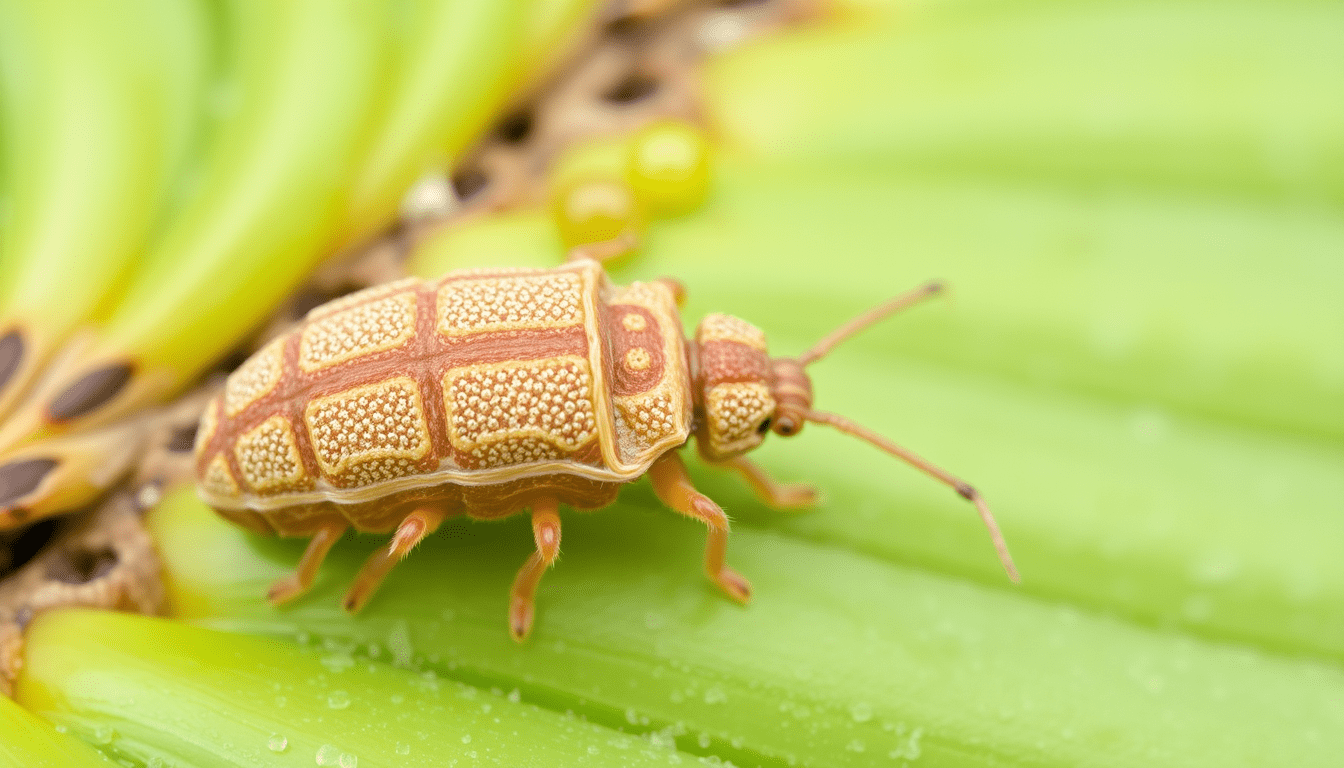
0, 0, 599, 526
7, 0, 1344, 764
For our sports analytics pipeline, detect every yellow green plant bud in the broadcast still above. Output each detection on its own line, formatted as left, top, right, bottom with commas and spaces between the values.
625, 121, 713, 217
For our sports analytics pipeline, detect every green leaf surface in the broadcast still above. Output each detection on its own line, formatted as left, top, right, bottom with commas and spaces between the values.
16, 609, 690, 767
0, 691, 111, 768
707, 0, 1344, 204
407, 159, 1344, 662
151, 486, 1344, 767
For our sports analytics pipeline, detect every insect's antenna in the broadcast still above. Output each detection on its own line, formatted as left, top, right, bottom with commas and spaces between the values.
797, 281, 944, 367
805, 408, 1020, 583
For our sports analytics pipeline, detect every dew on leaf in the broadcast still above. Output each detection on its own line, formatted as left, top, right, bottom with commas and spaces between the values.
315, 744, 341, 765
327, 690, 351, 709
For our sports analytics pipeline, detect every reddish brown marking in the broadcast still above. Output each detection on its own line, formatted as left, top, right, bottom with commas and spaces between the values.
700, 340, 772, 388
284, 392, 323, 483
605, 304, 664, 396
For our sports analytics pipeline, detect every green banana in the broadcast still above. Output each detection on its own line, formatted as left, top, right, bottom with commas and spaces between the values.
337, 0, 527, 244
0, 0, 210, 422
17, 608, 694, 767
0, 0, 389, 450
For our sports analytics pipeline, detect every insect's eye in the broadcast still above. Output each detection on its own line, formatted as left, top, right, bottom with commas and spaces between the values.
756, 418, 772, 435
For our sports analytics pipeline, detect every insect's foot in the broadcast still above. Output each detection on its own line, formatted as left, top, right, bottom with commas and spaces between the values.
509, 599, 535, 642
773, 483, 819, 510
266, 575, 305, 605
713, 567, 752, 604
342, 584, 374, 614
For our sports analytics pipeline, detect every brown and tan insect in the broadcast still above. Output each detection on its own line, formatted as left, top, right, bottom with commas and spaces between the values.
194, 250, 1018, 640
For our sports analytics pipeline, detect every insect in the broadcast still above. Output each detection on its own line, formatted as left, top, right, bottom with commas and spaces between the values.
194, 247, 1018, 640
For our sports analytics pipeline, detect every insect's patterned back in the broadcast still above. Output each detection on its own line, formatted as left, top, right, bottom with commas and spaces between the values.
194, 261, 692, 513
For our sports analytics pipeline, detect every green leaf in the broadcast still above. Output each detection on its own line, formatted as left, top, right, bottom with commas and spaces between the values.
0, 691, 111, 768
15, 609, 690, 767
151, 486, 1344, 767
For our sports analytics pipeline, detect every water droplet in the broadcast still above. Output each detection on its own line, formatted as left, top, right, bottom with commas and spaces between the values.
888, 726, 923, 760
92, 725, 116, 744
461, 734, 472, 745
275, 695, 288, 708
321, 653, 355, 673
625, 706, 641, 725
316, 744, 341, 765
587, 745, 600, 755
697, 733, 712, 749
365, 642, 381, 659
387, 619, 414, 667
147, 759, 165, 768
268, 734, 289, 753
850, 702, 873, 723
846, 739, 865, 753
390, 693, 405, 705
395, 742, 411, 756
507, 688, 521, 703
703, 686, 727, 705
338, 754, 358, 768
54, 725, 68, 734
328, 690, 351, 709
669, 690, 685, 703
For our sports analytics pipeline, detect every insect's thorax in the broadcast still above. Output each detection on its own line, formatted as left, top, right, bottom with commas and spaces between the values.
194, 261, 692, 512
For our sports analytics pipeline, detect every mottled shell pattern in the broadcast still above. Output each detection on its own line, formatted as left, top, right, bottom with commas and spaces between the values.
194, 260, 692, 523
694, 313, 776, 460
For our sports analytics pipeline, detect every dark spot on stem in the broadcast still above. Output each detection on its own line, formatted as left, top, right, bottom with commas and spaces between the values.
956, 482, 976, 500
47, 362, 134, 422
496, 112, 533, 144
167, 423, 200, 453
0, 458, 57, 507
47, 546, 118, 584
0, 329, 23, 391
451, 168, 489, 201
5, 518, 58, 571
604, 73, 659, 104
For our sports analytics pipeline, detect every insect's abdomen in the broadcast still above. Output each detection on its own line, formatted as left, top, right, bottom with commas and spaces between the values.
194, 261, 691, 516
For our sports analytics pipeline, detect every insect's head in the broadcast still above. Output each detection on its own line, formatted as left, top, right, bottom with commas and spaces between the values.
692, 282, 947, 462
692, 282, 1021, 583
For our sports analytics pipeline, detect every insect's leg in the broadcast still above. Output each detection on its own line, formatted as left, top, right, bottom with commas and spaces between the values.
342, 507, 448, 612
564, 231, 638, 264
509, 498, 561, 642
267, 518, 348, 605
648, 452, 751, 603
711, 455, 818, 510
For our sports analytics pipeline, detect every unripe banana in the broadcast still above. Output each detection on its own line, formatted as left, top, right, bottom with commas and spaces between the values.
0, 0, 210, 423
0, 0, 389, 451
337, 0, 527, 244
